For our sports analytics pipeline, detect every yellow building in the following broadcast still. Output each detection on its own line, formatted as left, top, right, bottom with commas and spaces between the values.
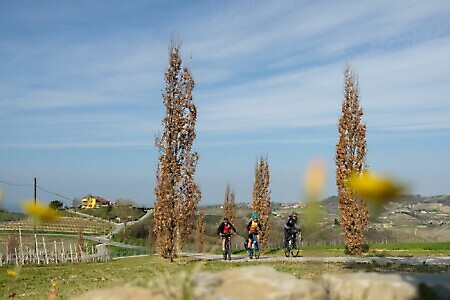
81, 195, 111, 209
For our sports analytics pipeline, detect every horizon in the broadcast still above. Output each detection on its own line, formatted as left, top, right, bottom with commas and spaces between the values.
1, 1, 450, 213
2, 193, 448, 214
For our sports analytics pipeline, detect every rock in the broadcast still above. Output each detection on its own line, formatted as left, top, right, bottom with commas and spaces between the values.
71, 266, 449, 300
321, 272, 450, 300
192, 266, 324, 300
70, 286, 158, 300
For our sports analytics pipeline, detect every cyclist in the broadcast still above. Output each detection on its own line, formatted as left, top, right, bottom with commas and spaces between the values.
217, 217, 237, 252
284, 212, 300, 247
246, 213, 262, 252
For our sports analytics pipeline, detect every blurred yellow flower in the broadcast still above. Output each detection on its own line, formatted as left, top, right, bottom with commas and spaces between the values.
301, 159, 326, 234
347, 171, 405, 201
303, 158, 326, 200
7, 269, 16, 277
51, 280, 57, 288
22, 201, 60, 222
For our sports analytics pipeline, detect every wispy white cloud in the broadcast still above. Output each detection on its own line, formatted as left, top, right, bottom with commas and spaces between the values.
1, 0, 449, 150
0, 141, 153, 149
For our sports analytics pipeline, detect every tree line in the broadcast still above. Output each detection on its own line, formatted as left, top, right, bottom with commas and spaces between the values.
153, 42, 368, 261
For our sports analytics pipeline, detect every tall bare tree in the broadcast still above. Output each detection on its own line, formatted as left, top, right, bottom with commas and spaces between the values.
252, 156, 271, 249
223, 184, 237, 226
335, 65, 368, 255
76, 229, 85, 262
196, 210, 205, 253
154, 42, 201, 261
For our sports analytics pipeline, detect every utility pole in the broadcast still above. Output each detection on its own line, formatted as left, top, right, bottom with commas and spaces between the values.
34, 177, 37, 233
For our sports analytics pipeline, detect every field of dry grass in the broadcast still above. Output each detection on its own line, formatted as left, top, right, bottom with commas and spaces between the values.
1, 254, 449, 300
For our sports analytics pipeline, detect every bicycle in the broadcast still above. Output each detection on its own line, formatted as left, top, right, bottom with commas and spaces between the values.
221, 233, 233, 261
248, 233, 260, 259
284, 228, 301, 257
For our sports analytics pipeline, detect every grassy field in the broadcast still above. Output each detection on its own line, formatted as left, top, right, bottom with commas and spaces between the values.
73, 207, 147, 222
1, 201, 448, 299
0, 210, 26, 222
1, 254, 448, 300
219, 242, 450, 257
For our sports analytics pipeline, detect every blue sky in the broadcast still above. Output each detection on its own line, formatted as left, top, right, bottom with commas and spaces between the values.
1, 0, 450, 212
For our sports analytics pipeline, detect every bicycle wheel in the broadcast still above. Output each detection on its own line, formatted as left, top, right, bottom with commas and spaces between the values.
254, 241, 260, 259
292, 240, 300, 257
226, 239, 231, 261
254, 248, 260, 259
284, 241, 291, 257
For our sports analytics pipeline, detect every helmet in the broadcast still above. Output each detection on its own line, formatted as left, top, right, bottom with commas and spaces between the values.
223, 217, 229, 222
252, 213, 259, 219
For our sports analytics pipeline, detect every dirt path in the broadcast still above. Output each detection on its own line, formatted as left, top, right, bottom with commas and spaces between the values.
73, 209, 153, 258
181, 252, 450, 265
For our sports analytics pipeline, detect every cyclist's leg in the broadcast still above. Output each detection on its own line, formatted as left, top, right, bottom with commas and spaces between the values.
222, 236, 226, 251
284, 230, 289, 247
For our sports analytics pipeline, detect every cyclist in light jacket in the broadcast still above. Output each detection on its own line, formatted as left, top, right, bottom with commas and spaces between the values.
246, 213, 262, 251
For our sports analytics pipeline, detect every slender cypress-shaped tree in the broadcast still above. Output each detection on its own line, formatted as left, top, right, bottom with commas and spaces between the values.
223, 184, 237, 226
154, 42, 201, 261
252, 156, 271, 249
196, 210, 205, 253
336, 65, 368, 255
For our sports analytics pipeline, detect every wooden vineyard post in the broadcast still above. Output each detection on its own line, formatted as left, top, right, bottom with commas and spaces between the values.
19, 228, 24, 265
61, 240, 65, 263
42, 237, 49, 264
54, 241, 58, 263
75, 245, 78, 262
5, 242, 9, 264
34, 233, 40, 264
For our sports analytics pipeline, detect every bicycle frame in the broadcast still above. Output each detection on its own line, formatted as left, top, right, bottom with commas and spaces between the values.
285, 232, 300, 257
222, 233, 232, 260
248, 233, 260, 259
252, 234, 259, 249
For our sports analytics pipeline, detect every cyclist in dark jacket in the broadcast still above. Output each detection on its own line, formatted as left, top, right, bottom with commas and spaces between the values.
218, 217, 237, 251
284, 212, 300, 247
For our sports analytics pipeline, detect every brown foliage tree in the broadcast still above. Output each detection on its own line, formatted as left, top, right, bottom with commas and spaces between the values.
76, 229, 85, 262
252, 156, 271, 249
154, 42, 201, 261
223, 184, 237, 226
335, 65, 368, 255
6, 235, 19, 255
196, 210, 205, 253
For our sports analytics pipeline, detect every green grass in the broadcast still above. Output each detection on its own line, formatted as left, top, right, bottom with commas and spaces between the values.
106, 245, 149, 258
258, 242, 450, 257
0, 210, 26, 222
368, 242, 450, 251
364, 242, 450, 257
1, 255, 448, 300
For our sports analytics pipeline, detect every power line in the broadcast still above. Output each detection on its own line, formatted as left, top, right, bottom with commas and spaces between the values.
0, 179, 33, 187
1, 178, 74, 204
36, 185, 73, 203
